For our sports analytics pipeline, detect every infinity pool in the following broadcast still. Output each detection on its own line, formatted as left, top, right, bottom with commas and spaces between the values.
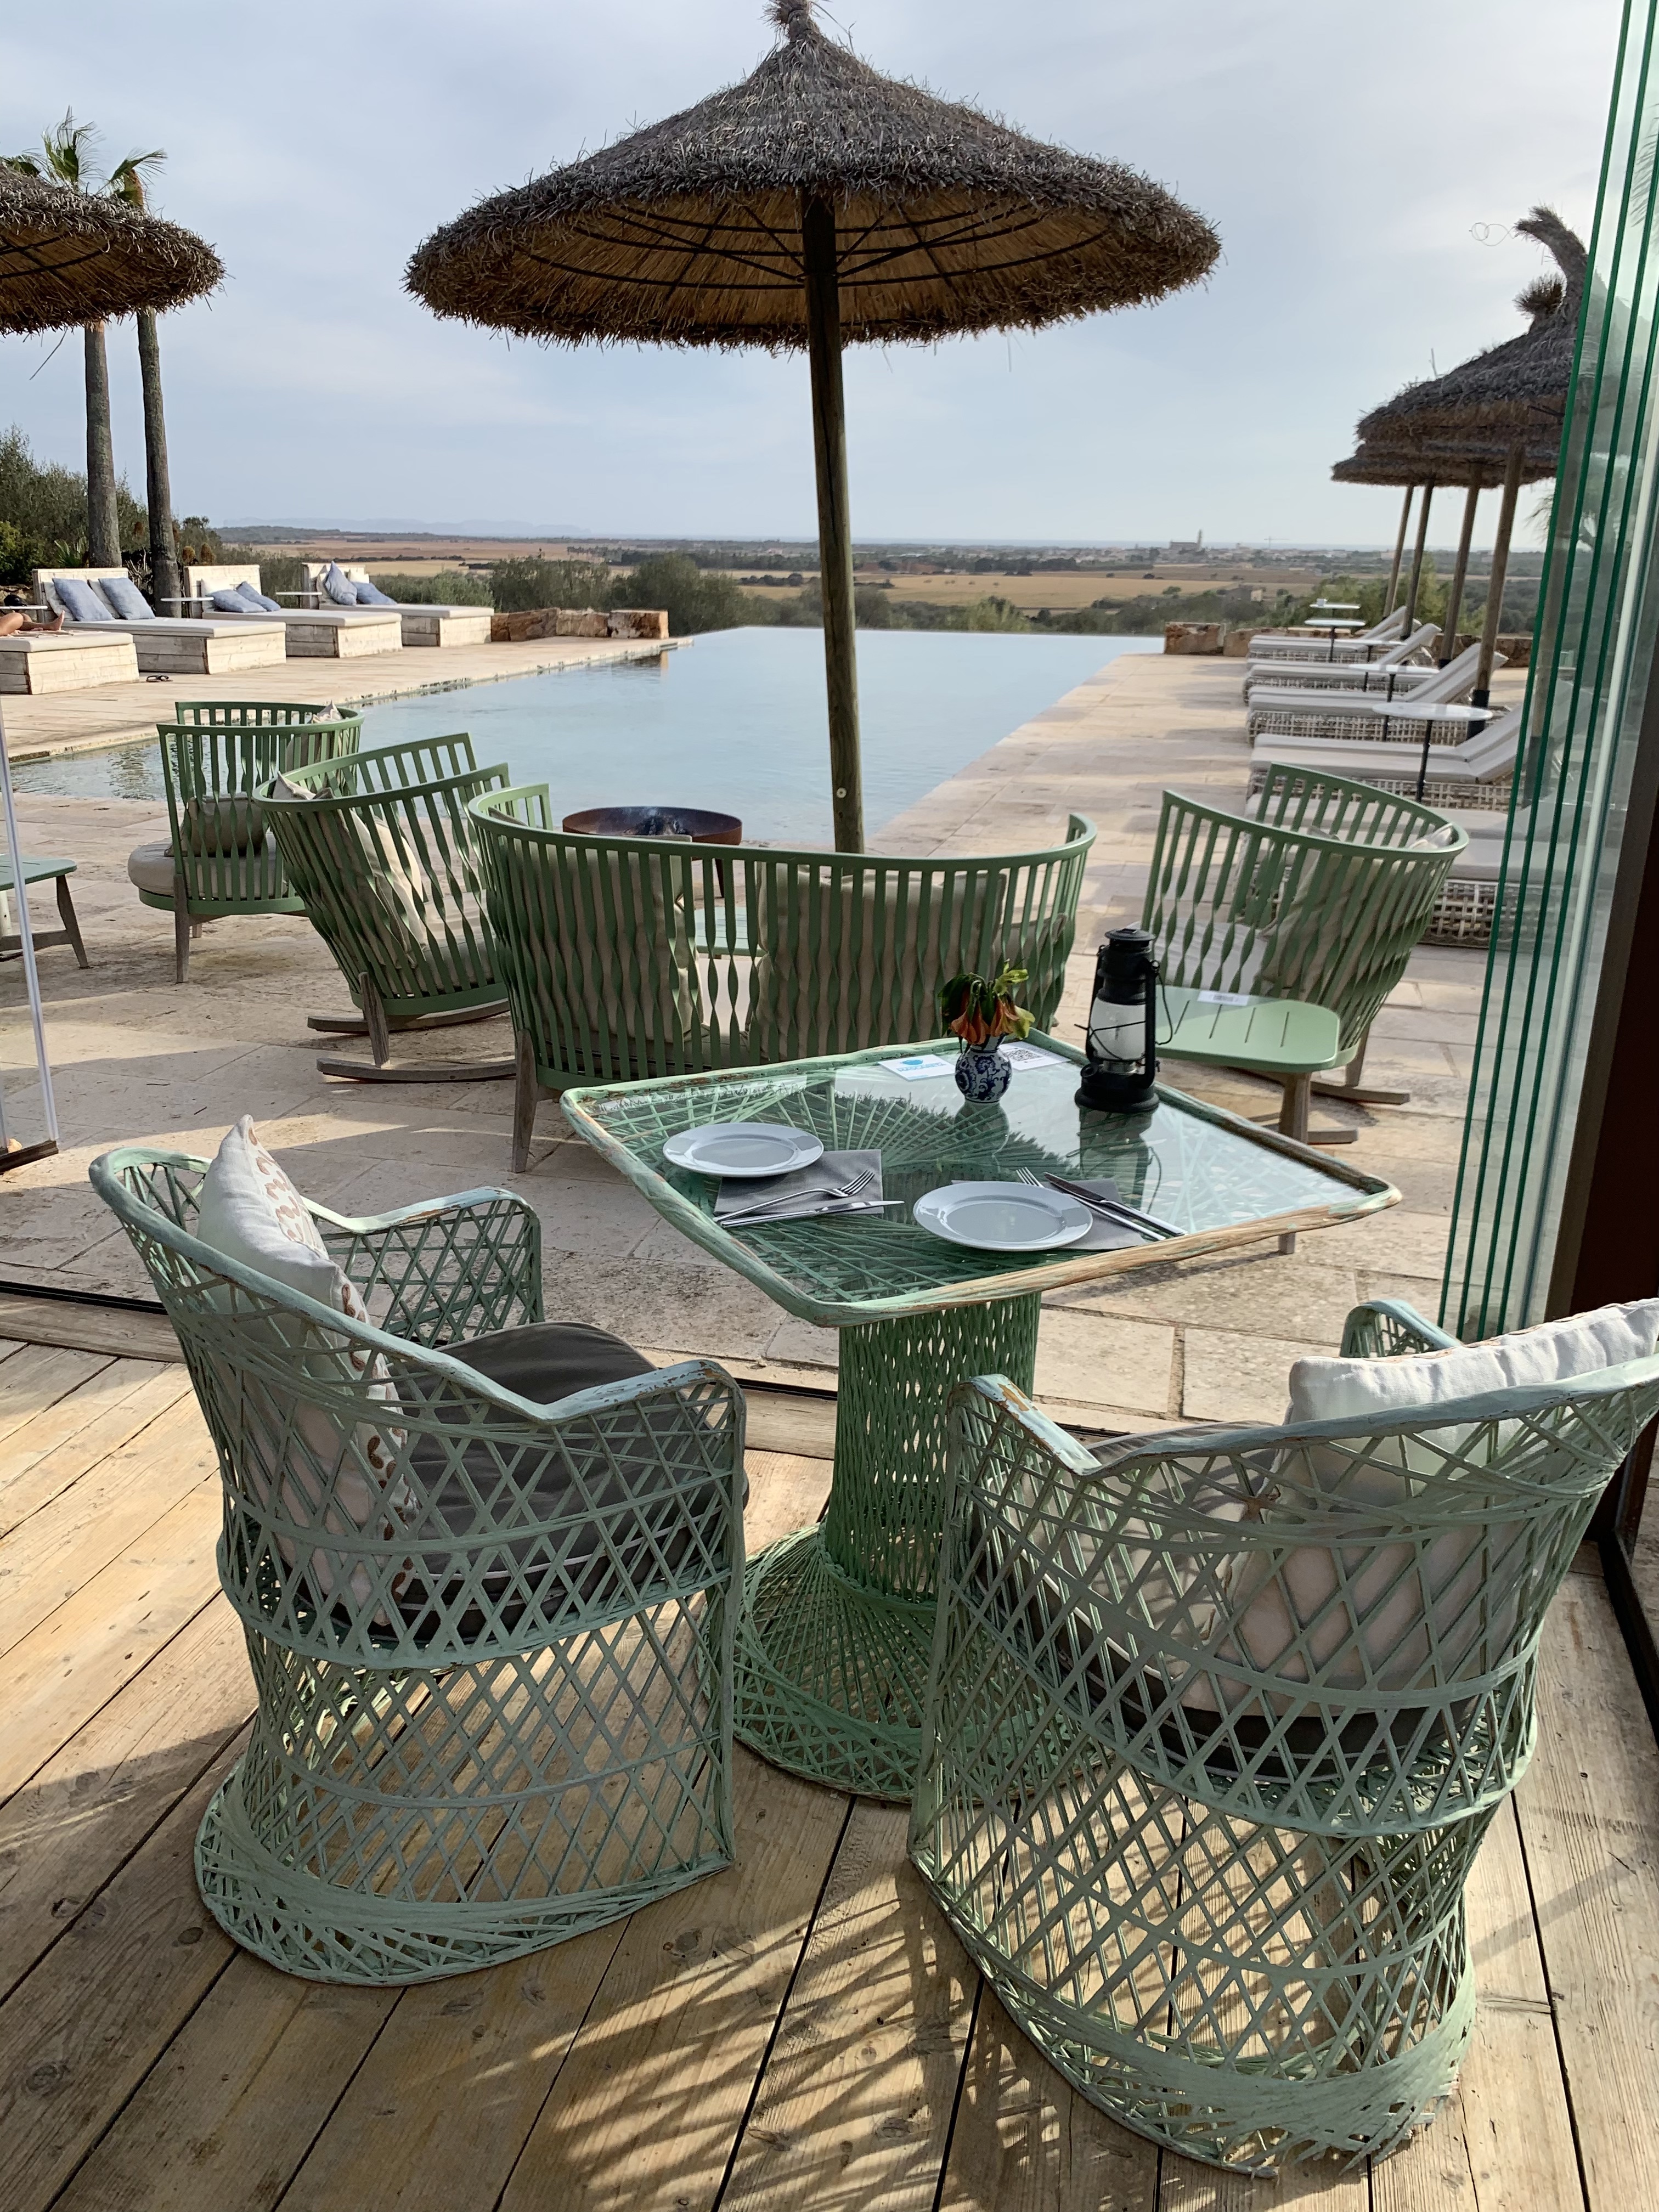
13, 627, 1156, 844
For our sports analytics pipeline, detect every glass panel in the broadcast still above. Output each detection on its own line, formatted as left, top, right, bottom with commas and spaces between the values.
1444, 0, 1659, 1336
0, 706, 61, 1170
569, 1046, 1391, 1323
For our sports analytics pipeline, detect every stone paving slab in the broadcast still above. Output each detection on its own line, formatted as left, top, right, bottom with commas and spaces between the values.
1, 651, 1497, 1421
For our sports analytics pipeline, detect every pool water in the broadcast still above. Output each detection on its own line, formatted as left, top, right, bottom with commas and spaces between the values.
12, 627, 1156, 844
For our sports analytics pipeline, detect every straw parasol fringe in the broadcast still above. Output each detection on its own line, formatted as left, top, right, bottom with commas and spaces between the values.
0, 163, 221, 335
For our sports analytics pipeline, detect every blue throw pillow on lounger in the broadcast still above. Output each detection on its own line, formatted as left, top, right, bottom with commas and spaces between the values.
353, 579, 398, 606
211, 589, 253, 613
235, 583, 284, 612
55, 578, 115, 623
99, 573, 155, 620
320, 562, 360, 607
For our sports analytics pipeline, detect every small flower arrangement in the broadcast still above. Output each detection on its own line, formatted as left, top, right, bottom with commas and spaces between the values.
938, 963, 1035, 1048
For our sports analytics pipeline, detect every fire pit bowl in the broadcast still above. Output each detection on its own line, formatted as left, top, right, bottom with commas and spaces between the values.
562, 805, 743, 845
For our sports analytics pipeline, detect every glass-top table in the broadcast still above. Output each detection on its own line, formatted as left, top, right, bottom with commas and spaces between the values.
563, 1034, 1397, 1801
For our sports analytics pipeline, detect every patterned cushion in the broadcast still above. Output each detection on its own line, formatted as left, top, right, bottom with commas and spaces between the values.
195, 1116, 411, 1609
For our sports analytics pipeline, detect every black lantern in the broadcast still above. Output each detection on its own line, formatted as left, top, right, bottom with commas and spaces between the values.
1077, 927, 1159, 1113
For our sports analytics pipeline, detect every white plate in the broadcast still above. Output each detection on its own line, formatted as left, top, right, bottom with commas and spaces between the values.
913, 1180, 1094, 1254
663, 1122, 826, 1179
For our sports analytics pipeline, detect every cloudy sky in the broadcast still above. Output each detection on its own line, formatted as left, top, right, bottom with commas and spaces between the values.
1, 1, 1619, 546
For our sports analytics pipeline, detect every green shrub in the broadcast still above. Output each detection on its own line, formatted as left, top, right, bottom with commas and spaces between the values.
369, 568, 492, 606
489, 556, 614, 613
608, 551, 761, 634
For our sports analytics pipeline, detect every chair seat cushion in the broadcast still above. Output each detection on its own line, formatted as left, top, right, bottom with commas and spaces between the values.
127, 841, 178, 895
443, 1318, 655, 1403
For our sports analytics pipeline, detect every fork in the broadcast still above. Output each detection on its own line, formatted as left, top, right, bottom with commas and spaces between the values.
1016, 1167, 1172, 1239
720, 1167, 876, 1224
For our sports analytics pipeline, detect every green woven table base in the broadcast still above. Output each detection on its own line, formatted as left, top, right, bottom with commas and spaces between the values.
735, 1295, 1040, 1802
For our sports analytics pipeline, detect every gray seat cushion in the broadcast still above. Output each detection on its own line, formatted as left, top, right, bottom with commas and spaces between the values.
127, 841, 178, 896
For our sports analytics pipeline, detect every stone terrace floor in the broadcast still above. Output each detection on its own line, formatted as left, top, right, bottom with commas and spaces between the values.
2, 650, 1523, 1428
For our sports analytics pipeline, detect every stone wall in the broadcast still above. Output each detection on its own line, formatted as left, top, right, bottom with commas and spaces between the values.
489, 606, 669, 644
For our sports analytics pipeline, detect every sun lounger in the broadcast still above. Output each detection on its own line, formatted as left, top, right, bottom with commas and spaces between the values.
299, 562, 492, 648
1240, 622, 1440, 698
1245, 641, 1502, 743
1423, 808, 1513, 944
1245, 605, 1409, 663
36, 568, 286, 676
1249, 702, 1523, 809
184, 565, 402, 660
0, 627, 138, 693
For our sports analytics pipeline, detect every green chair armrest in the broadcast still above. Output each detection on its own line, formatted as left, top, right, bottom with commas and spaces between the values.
1339, 1299, 1459, 1359
313, 1186, 544, 1345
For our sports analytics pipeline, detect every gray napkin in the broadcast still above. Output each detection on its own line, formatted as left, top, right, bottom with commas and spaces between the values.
1060, 1177, 1152, 1252
715, 1148, 883, 1227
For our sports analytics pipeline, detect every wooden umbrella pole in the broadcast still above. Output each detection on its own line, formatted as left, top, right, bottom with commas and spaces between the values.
1385, 484, 1414, 612
1441, 480, 1481, 665
802, 192, 865, 853
1474, 441, 1526, 708
1402, 480, 1435, 629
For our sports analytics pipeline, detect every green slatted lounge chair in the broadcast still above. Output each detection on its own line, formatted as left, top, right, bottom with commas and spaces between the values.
911, 1297, 1659, 2176
469, 785, 1094, 1171
263, 736, 515, 1083
1143, 768, 1464, 1248
91, 1137, 745, 1986
127, 703, 362, 982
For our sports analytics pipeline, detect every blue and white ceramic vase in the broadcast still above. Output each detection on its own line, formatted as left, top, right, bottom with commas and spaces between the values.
955, 1042, 1012, 1102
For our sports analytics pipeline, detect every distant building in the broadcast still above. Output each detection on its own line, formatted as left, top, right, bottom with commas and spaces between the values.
1167, 534, 1205, 556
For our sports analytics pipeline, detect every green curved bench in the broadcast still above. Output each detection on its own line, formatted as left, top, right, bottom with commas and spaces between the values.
911, 1301, 1659, 2174
263, 735, 515, 1082
467, 786, 1095, 1170
91, 1142, 745, 1985
129, 703, 363, 981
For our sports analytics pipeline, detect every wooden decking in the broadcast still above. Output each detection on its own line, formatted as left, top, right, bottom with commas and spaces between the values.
2, 1318, 1657, 2212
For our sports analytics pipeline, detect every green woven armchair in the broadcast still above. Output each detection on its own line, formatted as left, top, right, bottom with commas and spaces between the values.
469, 786, 1094, 1170
910, 1301, 1659, 2174
91, 1144, 745, 1985
264, 735, 515, 1082
127, 703, 363, 982
1144, 766, 1465, 1142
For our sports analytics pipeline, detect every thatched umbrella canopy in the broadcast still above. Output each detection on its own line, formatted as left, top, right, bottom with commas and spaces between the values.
1349, 208, 1583, 701
408, 0, 1218, 850
1333, 434, 1558, 650
0, 162, 221, 335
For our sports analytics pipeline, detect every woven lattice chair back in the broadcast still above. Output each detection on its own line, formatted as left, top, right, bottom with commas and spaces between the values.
910, 1326, 1659, 2173
154, 712, 362, 918
91, 1146, 744, 1985
1144, 775, 1463, 1056
264, 737, 508, 1023
470, 784, 1093, 1088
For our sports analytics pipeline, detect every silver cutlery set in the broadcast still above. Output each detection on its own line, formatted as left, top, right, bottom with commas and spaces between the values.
721, 1165, 1181, 1241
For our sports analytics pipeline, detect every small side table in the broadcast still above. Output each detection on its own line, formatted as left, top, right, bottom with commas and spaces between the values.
0, 856, 88, 968
565, 1038, 1397, 1800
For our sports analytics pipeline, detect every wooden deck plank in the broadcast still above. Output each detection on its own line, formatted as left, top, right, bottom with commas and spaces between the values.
1516, 1569, 1659, 2212
494, 1752, 849, 2212
0, 1341, 114, 1447
0, 1740, 243, 2212
0, 1359, 190, 1534
937, 1984, 1160, 2212
53, 1957, 400, 2212
1373, 1795, 1584, 2212
0, 1397, 217, 1655
0, 1596, 246, 2004
719, 1799, 977, 2210
0, 1295, 180, 1365
0, 1476, 222, 1803
744, 1447, 833, 1555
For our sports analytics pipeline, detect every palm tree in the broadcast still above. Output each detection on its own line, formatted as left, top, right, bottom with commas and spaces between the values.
4, 114, 128, 567
106, 150, 177, 613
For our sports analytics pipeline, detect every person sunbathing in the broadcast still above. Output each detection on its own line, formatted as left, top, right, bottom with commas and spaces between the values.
0, 607, 65, 636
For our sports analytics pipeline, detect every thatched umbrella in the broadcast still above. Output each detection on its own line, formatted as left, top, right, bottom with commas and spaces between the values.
408, 0, 1218, 850
1354, 208, 1583, 702
0, 165, 221, 1173
1333, 435, 1558, 657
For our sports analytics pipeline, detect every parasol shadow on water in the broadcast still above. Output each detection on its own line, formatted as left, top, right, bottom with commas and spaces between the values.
407, 0, 1218, 851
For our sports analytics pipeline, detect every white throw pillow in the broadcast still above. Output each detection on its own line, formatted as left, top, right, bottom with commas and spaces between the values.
195, 1116, 411, 1611
1188, 1302, 1659, 1717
